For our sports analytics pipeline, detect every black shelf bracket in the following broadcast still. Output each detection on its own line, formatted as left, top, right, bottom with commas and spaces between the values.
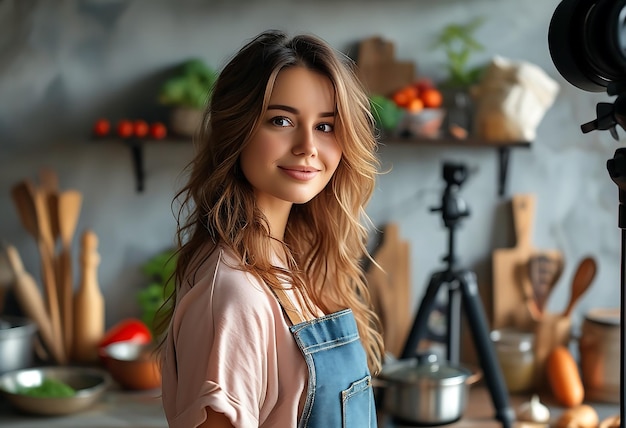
498, 146, 511, 197
126, 139, 145, 192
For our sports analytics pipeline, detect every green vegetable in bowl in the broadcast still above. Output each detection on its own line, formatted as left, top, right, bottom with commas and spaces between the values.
17, 378, 76, 398
370, 95, 403, 132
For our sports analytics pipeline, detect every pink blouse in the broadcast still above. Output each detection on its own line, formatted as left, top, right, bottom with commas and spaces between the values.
161, 246, 308, 427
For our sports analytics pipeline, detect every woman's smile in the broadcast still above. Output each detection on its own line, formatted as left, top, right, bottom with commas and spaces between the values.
278, 165, 321, 181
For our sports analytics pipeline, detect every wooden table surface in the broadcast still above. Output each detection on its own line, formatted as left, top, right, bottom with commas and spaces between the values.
378, 384, 621, 427
0, 381, 620, 427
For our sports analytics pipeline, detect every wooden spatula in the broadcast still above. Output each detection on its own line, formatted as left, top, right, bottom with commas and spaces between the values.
562, 256, 597, 318
527, 253, 563, 317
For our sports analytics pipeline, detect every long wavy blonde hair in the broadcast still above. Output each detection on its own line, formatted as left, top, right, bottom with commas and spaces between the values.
156, 30, 384, 374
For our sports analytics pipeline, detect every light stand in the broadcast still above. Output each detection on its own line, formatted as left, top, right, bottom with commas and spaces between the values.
400, 162, 515, 428
606, 148, 626, 426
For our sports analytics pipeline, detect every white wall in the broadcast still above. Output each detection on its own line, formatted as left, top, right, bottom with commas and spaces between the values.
0, 0, 620, 338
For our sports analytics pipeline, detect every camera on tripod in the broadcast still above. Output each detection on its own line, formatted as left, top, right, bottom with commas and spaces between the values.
431, 162, 471, 230
549, 0, 626, 139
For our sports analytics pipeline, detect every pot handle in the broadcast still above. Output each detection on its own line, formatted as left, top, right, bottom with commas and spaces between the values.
466, 366, 483, 386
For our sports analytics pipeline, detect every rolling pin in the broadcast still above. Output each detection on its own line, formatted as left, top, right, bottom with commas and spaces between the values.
72, 229, 105, 363
4, 244, 66, 364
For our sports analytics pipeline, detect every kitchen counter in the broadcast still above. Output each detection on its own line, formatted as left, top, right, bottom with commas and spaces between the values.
0, 383, 620, 427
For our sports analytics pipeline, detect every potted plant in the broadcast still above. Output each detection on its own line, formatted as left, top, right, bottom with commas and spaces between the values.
432, 17, 487, 136
158, 59, 217, 137
136, 249, 177, 336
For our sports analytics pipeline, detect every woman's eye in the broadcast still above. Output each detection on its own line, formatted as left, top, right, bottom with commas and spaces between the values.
317, 123, 334, 133
271, 117, 292, 127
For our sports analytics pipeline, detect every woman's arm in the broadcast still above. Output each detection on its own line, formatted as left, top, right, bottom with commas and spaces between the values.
198, 407, 234, 428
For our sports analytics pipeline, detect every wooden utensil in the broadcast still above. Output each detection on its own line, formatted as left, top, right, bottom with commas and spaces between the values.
527, 253, 564, 318
10, 180, 63, 358
55, 190, 83, 356
492, 194, 563, 330
365, 223, 412, 358
38, 167, 60, 243
73, 229, 105, 363
492, 194, 535, 329
562, 256, 597, 317
4, 244, 66, 364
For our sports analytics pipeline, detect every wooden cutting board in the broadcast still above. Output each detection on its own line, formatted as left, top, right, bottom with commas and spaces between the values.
365, 223, 412, 358
492, 194, 563, 331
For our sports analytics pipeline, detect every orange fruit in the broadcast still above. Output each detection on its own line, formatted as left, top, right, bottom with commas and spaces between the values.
420, 88, 443, 108
392, 86, 419, 108
407, 98, 424, 113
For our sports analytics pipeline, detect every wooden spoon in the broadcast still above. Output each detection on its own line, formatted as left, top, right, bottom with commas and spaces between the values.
56, 190, 83, 356
562, 256, 597, 318
4, 244, 66, 364
10, 180, 64, 361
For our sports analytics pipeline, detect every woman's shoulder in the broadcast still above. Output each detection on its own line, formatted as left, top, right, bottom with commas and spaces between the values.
181, 244, 276, 315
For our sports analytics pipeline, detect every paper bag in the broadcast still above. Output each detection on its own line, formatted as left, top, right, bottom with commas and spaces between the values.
472, 56, 560, 141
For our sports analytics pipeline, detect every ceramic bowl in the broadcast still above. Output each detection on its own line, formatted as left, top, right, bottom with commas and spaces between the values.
0, 366, 110, 415
396, 108, 447, 138
100, 341, 161, 390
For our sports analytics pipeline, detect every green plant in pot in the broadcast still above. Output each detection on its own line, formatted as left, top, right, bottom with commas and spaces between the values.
137, 249, 177, 336
158, 58, 217, 137
433, 17, 487, 135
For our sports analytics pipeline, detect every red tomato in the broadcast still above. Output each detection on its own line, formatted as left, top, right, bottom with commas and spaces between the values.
149, 122, 167, 140
116, 119, 134, 139
93, 118, 110, 137
98, 318, 152, 350
133, 120, 149, 138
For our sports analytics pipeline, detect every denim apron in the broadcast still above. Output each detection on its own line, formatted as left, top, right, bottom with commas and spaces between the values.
273, 288, 377, 428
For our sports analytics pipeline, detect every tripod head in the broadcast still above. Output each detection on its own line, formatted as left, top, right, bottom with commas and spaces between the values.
430, 162, 471, 269
430, 162, 471, 230
549, 0, 626, 140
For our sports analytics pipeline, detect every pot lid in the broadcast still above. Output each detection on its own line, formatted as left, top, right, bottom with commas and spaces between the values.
585, 307, 620, 326
380, 354, 471, 385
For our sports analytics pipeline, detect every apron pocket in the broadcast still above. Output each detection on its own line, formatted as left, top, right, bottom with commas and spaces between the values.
341, 375, 373, 428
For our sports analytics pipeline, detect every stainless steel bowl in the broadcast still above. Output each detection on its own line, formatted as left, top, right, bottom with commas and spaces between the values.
0, 366, 111, 415
0, 316, 37, 375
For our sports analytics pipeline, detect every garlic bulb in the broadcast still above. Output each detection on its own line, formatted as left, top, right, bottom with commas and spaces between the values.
517, 394, 550, 423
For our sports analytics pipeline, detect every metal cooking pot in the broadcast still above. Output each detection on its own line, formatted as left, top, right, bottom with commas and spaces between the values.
0, 316, 37, 375
375, 354, 476, 426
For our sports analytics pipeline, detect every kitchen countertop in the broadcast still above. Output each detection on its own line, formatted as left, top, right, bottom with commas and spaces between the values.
0, 383, 620, 427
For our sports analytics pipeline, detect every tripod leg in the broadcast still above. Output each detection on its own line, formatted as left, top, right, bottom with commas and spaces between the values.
447, 284, 463, 364
400, 271, 445, 359
458, 269, 515, 428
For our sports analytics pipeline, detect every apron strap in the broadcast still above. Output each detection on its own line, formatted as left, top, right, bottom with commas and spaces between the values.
272, 287, 307, 326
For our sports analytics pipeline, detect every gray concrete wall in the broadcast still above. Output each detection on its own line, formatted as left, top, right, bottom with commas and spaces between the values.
0, 0, 619, 338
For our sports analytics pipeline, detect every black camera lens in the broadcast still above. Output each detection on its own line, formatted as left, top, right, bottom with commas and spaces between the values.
549, 0, 626, 92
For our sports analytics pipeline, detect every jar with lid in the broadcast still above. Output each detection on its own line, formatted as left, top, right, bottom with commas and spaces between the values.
490, 329, 536, 393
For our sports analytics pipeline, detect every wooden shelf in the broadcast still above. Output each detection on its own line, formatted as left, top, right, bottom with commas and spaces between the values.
117, 136, 530, 196
383, 136, 532, 197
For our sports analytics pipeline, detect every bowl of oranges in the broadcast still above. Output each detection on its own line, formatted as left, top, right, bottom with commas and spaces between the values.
391, 80, 446, 138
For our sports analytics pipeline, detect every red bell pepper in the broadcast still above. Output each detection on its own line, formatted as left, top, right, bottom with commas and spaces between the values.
98, 318, 152, 350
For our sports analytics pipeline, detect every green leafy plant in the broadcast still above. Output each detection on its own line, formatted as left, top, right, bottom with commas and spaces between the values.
158, 59, 218, 109
137, 249, 177, 335
433, 17, 487, 88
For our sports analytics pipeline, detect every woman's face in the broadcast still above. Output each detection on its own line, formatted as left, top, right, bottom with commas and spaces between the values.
240, 66, 342, 213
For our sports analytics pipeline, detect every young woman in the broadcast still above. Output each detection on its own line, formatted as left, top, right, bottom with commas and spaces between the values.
158, 29, 384, 428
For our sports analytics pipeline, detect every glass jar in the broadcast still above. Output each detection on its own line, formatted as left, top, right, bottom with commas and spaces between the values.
490, 329, 535, 393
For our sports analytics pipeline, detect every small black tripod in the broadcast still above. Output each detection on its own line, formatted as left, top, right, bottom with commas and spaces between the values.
400, 162, 514, 428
